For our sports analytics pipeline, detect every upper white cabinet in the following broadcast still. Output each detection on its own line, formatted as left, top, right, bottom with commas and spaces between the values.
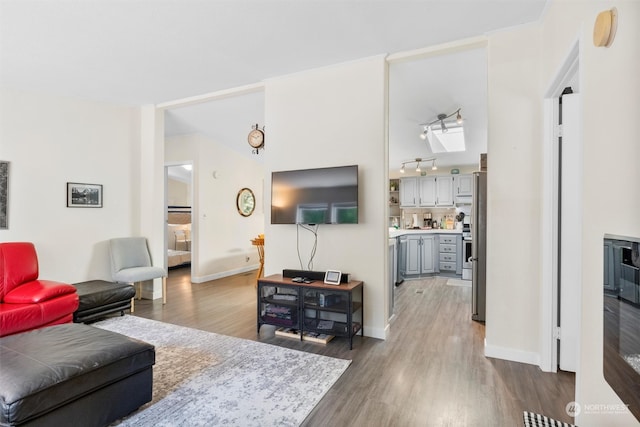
399, 177, 418, 207
435, 176, 454, 207
418, 177, 436, 207
454, 174, 473, 197
400, 175, 454, 207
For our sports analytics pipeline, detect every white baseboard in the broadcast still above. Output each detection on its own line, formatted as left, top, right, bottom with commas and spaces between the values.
192, 265, 258, 283
484, 339, 541, 366
364, 325, 386, 340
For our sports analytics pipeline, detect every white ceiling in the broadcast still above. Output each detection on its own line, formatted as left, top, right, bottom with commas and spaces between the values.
1, 0, 546, 170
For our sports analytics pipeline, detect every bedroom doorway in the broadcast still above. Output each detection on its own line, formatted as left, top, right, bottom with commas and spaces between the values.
165, 163, 194, 281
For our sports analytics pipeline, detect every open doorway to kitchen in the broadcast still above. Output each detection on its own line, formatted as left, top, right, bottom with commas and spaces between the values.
387, 39, 488, 326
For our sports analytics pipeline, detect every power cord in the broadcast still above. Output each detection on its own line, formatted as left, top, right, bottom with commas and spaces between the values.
296, 223, 319, 270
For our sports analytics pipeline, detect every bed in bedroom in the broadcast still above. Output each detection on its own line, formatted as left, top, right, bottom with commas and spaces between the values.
167, 207, 191, 268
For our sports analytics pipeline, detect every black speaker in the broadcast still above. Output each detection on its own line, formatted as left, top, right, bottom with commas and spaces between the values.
282, 269, 350, 283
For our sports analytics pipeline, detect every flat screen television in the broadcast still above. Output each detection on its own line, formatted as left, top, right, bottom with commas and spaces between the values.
271, 165, 358, 225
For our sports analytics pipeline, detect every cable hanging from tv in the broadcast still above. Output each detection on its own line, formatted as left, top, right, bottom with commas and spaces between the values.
297, 224, 319, 270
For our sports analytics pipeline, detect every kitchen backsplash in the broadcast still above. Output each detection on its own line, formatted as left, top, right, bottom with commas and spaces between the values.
399, 206, 471, 229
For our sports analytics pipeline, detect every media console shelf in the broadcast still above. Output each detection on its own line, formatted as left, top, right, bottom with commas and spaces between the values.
257, 274, 364, 349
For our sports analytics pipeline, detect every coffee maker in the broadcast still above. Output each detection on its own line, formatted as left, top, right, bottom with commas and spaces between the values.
423, 213, 433, 229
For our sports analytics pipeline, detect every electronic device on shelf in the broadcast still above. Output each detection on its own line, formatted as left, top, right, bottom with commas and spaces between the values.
271, 165, 358, 225
324, 270, 342, 285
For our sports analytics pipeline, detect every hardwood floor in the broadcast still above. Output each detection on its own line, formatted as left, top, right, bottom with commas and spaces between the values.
131, 267, 575, 426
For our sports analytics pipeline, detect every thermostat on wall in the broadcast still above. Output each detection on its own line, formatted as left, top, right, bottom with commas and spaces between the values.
324, 270, 342, 285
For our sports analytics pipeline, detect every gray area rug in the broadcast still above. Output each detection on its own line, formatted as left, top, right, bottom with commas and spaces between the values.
93, 315, 351, 426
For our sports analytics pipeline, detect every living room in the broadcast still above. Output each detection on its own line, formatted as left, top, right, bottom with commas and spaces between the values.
1, 1, 639, 426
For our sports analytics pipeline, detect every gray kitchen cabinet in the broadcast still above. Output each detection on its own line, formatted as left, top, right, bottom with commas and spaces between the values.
418, 177, 437, 206
420, 235, 435, 273
438, 234, 463, 276
405, 234, 435, 275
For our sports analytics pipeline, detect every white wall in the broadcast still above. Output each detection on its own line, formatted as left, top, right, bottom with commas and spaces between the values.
165, 133, 265, 282
485, 1, 640, 425
540, 1, 640, 425
264, 56, 389, 339
0, 88, 140, 283
485, 24, 543, 364
167, 176, 190, 206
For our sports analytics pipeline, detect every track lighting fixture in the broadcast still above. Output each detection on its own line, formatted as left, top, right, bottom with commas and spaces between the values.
418, 108, 463, 138
399, 157, 437, 174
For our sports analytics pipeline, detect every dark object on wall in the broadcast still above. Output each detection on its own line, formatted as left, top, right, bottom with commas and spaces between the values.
0, 161, 8, 229
67, 182, 103, 208
603, 234, 640, 422
271, 165, 358, 225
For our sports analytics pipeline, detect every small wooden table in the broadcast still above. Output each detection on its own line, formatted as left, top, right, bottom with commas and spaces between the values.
251, 237, 265, 285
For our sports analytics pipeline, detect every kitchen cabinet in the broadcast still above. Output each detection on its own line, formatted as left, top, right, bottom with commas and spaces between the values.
399, 177, 418, 207
455, 174, 473, 197
405, 234, 435, 275
438, 234, 462, 276
435, 176, 454, 206
401, 175, 454, 207
418, 177, 436, 206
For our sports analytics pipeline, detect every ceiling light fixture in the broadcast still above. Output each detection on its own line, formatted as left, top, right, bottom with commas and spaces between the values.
399, 157, 436, 174
418, 108, 463, 138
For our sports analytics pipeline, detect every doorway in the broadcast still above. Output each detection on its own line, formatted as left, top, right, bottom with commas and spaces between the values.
386, 40, 488, 328
541, 41, 581, 373
165, 163, 194, 281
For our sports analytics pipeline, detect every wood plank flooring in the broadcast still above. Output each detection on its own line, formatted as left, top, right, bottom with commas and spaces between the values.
131, 267, 575, 426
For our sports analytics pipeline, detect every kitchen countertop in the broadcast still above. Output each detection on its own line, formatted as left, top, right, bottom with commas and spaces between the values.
389, 228, 463, 238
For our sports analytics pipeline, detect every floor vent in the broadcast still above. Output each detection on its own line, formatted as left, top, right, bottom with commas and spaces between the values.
415, 289, 424, 294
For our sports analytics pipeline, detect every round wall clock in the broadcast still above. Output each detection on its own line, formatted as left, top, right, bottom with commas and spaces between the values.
248, 124, 264, 149
236, 188, 256, 217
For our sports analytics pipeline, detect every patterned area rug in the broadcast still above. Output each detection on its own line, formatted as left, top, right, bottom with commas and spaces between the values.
523, 411, 576, 427
93, 316, 351, 426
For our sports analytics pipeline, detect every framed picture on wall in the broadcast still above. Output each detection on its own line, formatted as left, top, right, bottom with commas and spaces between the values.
0, 161, 8, 229
67, 182, 103, 208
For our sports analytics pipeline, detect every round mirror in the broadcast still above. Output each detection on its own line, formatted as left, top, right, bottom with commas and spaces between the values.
236, 188, 255, 217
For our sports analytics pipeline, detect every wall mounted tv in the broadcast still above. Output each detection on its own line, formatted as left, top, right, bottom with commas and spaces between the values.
271, 165, 358, 225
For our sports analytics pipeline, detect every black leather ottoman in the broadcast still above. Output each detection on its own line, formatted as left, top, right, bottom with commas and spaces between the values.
73, 280, 136, 323
0, 323, 154, 427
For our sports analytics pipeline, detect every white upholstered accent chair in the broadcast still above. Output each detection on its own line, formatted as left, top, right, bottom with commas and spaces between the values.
109, 237, 167, 312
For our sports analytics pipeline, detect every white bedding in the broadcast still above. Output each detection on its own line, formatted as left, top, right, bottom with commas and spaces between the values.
168, 249, 191, 267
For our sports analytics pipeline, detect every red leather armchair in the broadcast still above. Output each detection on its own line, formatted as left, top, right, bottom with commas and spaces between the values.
0, 242, 79, 337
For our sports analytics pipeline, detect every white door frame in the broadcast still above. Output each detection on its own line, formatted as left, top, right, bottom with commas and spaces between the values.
540, 39, 580, 372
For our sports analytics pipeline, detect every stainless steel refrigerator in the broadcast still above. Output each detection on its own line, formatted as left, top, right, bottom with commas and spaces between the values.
471, 171, 487, 322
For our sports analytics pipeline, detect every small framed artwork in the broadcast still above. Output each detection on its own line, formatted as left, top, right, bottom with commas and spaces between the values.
67, 182, 103, 208
0, 161, 9, 229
